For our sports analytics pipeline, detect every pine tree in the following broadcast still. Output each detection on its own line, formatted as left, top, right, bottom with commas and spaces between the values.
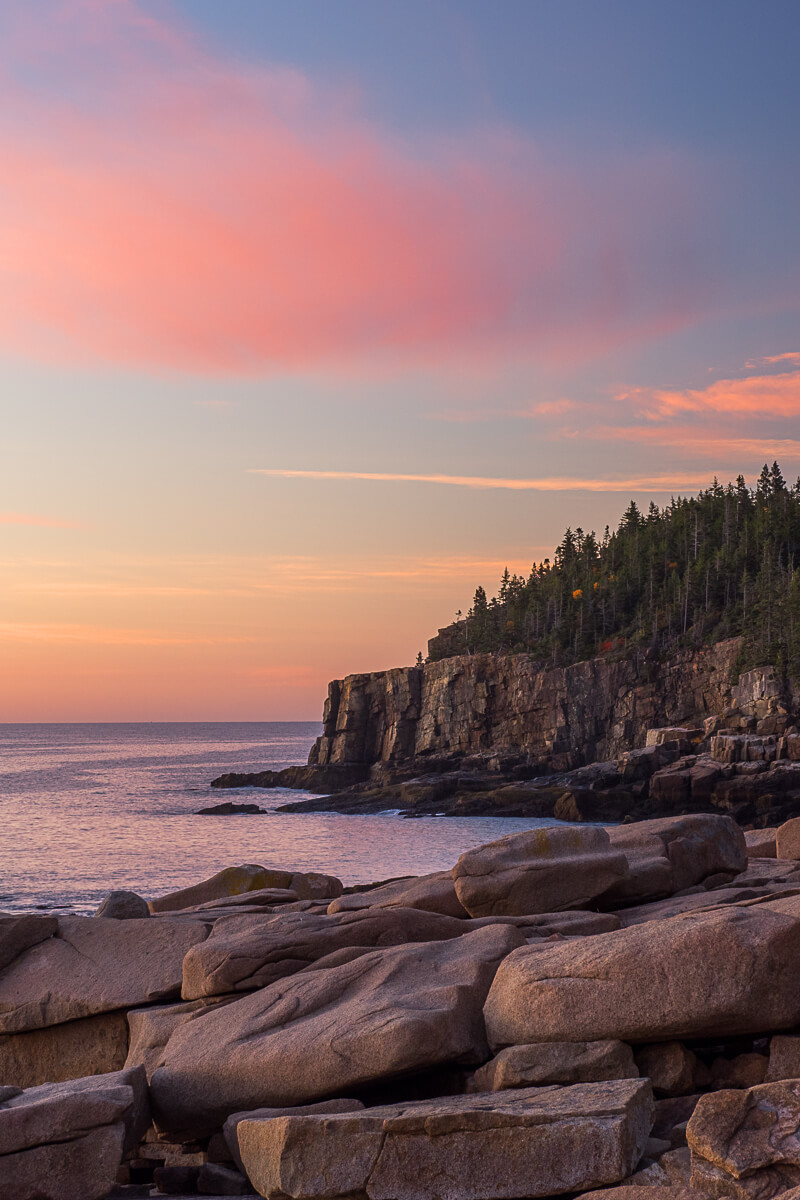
431, 465, 800, 683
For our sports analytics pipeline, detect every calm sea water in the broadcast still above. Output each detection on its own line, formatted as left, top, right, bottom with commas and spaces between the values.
0, 722, 559, 914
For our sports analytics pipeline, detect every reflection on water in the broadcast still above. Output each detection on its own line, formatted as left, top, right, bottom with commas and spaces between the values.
0, 722, 561, 914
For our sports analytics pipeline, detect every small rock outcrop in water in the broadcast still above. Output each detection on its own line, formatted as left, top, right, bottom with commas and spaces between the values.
211, 763, 370, 792
8, 816, 800, 1196
194, 801, 268, 815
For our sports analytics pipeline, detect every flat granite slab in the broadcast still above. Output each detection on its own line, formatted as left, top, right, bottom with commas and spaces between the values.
237, 1078, 655, 1200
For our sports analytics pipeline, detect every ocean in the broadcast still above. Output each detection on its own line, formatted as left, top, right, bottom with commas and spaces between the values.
0, 721, 559, 914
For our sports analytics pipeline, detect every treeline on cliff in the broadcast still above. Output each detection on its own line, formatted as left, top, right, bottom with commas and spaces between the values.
430, 463, 800, 678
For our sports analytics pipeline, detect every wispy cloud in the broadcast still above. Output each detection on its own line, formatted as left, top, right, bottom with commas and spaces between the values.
0, 512, 79, 528
431, 397, 578, 423
0, 0, 717, 375
249, 467, 714, 492
588, 428, 800, 460
745, 352, 800, 368
619, 368, 800, 420
526, 398, 576, 417
0, 623, 255, 646
0, 551, 553, 600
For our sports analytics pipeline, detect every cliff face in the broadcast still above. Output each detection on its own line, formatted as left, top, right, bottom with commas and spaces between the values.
309, 638, 753, 771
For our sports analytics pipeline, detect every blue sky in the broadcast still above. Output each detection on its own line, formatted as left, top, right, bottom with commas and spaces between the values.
170, 1, 799, 150
0, 0, 798, 719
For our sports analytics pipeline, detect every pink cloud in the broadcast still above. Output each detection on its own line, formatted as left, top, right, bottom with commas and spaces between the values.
619, 369, 800, 420
745, 352, 800, 368
0, 1, 715, 375
524, 398, 577, 417
428, 396, 577, 422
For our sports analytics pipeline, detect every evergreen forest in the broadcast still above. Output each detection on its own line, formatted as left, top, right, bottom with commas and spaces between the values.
430, 464, 800, 680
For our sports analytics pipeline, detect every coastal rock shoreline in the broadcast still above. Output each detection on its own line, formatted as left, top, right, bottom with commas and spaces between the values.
6, 810, 800, 1198
7, 644, 800, 1197
211, 643, 799, 829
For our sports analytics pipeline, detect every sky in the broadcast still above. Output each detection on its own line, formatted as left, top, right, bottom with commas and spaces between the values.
1, 0, 799, 721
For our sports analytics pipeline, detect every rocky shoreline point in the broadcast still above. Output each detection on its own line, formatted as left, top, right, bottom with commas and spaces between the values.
7, 639, 800, 1200
7, 813, 800, 1198
211, 641, 800, 828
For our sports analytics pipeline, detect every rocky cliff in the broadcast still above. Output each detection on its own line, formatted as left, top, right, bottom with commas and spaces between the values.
212, 640, 800, 825
309, 638, 758, 773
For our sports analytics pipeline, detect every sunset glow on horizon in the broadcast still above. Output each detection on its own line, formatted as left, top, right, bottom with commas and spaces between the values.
2, 0, 799, 721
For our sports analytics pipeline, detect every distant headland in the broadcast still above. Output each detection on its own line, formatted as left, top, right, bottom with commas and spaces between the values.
213, 467, 800, 827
